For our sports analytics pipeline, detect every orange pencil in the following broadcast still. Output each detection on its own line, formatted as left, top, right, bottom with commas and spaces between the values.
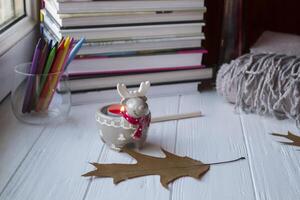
36, 37, 70, 111
44, 38, 74, 110
41, 37, 71, 111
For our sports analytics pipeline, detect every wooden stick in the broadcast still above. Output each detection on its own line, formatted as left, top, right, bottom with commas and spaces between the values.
151, 112, 202, 123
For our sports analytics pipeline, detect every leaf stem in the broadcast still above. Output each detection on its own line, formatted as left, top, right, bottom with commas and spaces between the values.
207, 157, 246, 166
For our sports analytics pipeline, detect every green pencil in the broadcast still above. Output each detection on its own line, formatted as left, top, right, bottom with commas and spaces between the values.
37, 43, 57, 96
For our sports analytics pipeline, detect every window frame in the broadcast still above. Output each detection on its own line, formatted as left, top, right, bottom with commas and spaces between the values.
0, 0, 39, 56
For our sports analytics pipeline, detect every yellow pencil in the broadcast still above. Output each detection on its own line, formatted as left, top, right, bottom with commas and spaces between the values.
40, 37, 71, 111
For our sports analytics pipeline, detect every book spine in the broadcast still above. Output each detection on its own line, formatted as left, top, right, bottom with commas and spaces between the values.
68, 65, 206, 78
74, 48, 207, 60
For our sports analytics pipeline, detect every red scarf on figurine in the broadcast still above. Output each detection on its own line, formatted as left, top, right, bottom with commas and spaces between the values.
121, 110, 151, 139
107, 104, 151, 139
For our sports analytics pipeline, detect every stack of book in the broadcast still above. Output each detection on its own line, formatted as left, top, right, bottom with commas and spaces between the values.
40, 0, 212, 93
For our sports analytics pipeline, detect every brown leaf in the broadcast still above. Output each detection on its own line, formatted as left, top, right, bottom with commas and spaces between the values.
83, 148, 244, 188
272, 131, 300, 147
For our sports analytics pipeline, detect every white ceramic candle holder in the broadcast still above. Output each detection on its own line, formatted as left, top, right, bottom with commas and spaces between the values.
95, 81, 151, 151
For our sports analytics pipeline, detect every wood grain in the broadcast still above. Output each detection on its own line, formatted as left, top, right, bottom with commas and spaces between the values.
0, 99, 44, 193
172, 92, 255, 200
0, 103, 104, 200
84, 96, 180, 200
0, 91, 299, 200
240, 113, 300, 200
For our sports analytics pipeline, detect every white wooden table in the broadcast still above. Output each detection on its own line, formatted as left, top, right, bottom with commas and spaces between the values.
0, 90, 299, 200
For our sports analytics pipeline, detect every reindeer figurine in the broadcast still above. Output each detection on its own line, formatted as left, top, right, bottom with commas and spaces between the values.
95, 81, 151, 151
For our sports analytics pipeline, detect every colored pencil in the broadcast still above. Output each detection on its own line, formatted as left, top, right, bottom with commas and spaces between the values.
37, 42, 57, 97
22, 37, 84, 113
36, 39, 66, 111
36, 37, 71, 111
36, 40, 49, 75
22, 38, 43, 113
30, 39, 49, 110
44, 38, 74, 110
65, 38, 85, 69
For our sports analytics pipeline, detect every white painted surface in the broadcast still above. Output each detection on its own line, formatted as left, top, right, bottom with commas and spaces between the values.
0, 103, 103, 200
0, 91, 299, 200
0, 29, 38, 101
0, 98, 44, 193
240, 113, 300, 200
172, 93, 255, 200
85, 96, 179, 200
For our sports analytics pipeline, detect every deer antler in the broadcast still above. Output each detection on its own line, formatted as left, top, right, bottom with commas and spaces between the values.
138, 81, 150, 96
117, 83, 130, 99
117, 81, 151, 99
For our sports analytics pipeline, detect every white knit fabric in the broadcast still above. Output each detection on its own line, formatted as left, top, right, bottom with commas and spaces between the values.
251, 31, 300, 57
217, 53, 300, 127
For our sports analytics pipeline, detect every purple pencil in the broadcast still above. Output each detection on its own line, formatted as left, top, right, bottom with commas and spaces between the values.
22, 38, 43, 113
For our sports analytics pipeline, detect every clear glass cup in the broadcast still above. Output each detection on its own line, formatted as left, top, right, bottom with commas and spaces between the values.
11, 62, 71, 125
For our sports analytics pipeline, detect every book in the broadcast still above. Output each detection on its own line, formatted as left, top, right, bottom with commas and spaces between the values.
59, 68, 213, 92
70, 82, 201, 105
45, 0, 206, 28
49, 0, 205, 14
79, 36, 205, 55
44, 15, 205, 41
67, 49, 207, 76
69, 65, 205, 78
43, 26, 205, 55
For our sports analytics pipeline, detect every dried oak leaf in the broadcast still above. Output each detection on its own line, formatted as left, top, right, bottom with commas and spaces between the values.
272, 131, 300, 147
82, 147, 210, 188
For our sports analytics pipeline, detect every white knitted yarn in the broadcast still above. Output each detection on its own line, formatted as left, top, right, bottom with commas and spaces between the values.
216, 53, 300, 127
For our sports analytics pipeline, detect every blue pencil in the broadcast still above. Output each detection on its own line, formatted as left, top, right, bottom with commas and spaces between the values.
64, 38, 85, 69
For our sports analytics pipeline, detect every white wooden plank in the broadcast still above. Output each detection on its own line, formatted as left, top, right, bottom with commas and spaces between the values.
0, 103, 105, 200
0, 98, 44, 193
172, 91, 256, 200
240, 113, 300, 200
84, 96, 180, 200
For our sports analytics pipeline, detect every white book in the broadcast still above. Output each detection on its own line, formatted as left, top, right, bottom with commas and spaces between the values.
68, 50, 207, 75
71, 82, 201, 106
43, 26, 204, 54
44, 15, 205, 41
79, 36, 205, 55
50, 0, 205, 14
45, 1, 206, 27
61, 68, 213, 92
